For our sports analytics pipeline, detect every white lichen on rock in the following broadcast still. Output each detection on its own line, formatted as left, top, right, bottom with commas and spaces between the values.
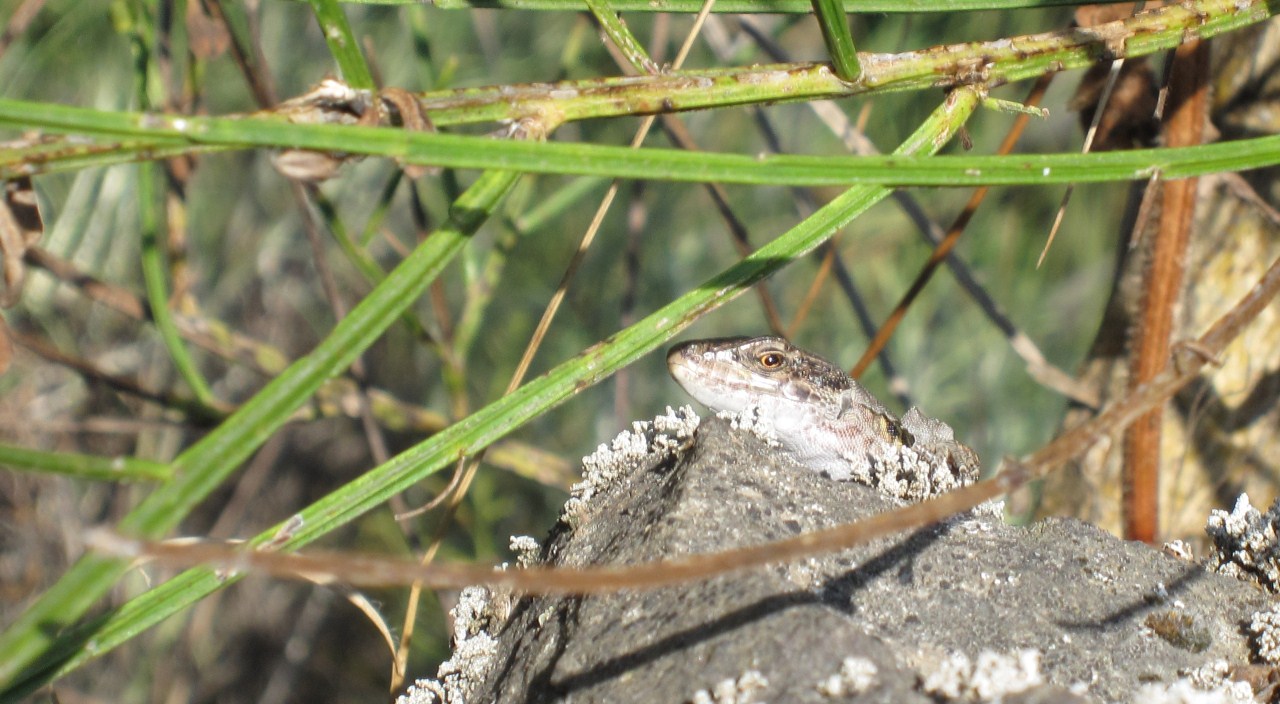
1249, 603, 1280, 663
562, 405, 700, 527
689, 669, 769, 704
509, 535, 541, 568
398, 407, 702, 704
1132, 678, 1254, 704
1205, 494, 1280, 592
1176, 659, 1254, 702
718, 404, 780, 447
1181, 660, 1231, 689
920, 649, 1043, 701
971, 498, 1006, 520
397, 585, 516, 704
815, 656, 878, 697
856, 440, 971, 503
1163, 539, 1195, 562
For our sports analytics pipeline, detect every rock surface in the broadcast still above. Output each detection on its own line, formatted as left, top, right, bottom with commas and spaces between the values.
402, 411, 1270, 703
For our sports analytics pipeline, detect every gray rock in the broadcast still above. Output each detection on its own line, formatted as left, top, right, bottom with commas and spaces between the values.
406, 413, 1269, 703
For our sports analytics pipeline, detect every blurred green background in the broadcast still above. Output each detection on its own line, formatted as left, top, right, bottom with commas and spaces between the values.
0, 1, 1143, 700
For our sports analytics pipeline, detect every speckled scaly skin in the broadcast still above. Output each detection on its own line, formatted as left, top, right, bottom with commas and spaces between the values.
667, 336, 979, 501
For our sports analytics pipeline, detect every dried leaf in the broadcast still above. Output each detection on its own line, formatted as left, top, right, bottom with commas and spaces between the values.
271, 150, 344, 183
1070, 59, 1159, 151
0, 176, 44, 307
379, 87, 437, 179
1074, 3, 1165, 28
269, 79, 375, 182
272, 78, 374, 127
269, 80, 447, 181
186, 0, 230, 60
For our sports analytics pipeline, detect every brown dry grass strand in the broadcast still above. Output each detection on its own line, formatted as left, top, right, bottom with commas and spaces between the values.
1121, 38, 1210, 542
84, 237, 1280, 595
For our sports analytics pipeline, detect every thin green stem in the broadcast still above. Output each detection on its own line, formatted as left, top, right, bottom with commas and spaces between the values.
309, 187, 437, 349
126, 0, 217, 409
138, 162, 219, 409
311, 189, 392, 285
0, 445, 172, 482
4, 99, 1280, 187
306, 0, 376, 89
585, 0, 659, 74
329, 0, 1169, 12
358, 171, 405, 246
811, 0, 860, 81
1, 0, 1266, 138
511, 177, 607, 233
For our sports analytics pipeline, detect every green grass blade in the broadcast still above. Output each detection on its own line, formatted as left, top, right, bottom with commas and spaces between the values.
5, 99, 1280, 187
316, 0, 1173, 12
0, 445, 172, 482
0, 89, 979, 697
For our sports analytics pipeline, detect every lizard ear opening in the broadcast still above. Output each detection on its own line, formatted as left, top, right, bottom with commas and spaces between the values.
780, 379, 813, 403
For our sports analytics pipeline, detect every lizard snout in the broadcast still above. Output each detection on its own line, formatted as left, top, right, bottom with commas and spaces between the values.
665, 340, 702, 374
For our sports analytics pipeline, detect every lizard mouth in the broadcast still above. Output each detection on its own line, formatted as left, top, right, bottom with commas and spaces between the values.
666, 339, 760, 412
665, 341, 691, 371
665, 343, 707, 394
665, 340, 713, 377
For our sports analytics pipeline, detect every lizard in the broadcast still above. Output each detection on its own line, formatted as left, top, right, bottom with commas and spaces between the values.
666, 335, 980, 502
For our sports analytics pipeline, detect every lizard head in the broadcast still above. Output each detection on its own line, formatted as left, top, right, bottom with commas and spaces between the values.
666, 335, 853, 414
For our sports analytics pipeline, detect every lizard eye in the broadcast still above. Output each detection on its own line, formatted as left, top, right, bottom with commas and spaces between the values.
757, 351, 784, 369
